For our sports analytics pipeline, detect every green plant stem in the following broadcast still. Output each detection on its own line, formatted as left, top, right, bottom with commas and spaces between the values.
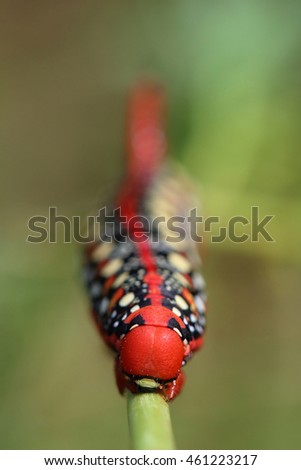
126, 391, 176, 450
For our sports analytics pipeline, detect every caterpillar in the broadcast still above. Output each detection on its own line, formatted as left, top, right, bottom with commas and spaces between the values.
83, 84, 206, 401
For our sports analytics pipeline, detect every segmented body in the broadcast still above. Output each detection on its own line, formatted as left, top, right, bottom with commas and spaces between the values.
83, 84, 206, 400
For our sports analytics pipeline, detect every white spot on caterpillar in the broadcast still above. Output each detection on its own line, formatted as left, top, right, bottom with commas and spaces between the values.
90, 283, 101, 298
129, 323, 139, 331
183, 339, 188, 346
174, 272, 189, 287
113, 321, 119, 328
101, 258, 122, 278
193, 272, 206, 290
190, 314, 197, 323
119, 292, 135, 307
91, 242, 114, 262
130, 305, 140, 313
83, 267, 93, 283
173, 327, 182, 337
168, 252, 191, 273
118, 243, 132, 257
195, 324, 204, 334
195, 295, 205, 313
172, 307, 181, 317
112, 271, 129, 288
175, 295, 188, 310
99, 298, 109, 315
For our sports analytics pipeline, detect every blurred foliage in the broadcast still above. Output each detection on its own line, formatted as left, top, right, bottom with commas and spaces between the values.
0, 0, 300, 449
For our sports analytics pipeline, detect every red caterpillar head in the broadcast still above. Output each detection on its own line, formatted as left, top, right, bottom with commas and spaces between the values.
121, 326, 183, 379
116, 325, 185, 400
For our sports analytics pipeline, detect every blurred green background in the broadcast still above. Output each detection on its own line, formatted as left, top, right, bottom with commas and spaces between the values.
1, 0, 301, 449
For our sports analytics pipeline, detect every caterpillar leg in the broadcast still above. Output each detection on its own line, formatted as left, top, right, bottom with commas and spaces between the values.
162, 370, 185, 401
115, 356, 141, 395
115, 356, 128, 395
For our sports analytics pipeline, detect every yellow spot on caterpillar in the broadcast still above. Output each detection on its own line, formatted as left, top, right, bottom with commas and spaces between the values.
135, 378, 161, 389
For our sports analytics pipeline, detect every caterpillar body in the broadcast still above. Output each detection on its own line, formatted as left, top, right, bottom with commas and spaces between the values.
84, 84, 206, 401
